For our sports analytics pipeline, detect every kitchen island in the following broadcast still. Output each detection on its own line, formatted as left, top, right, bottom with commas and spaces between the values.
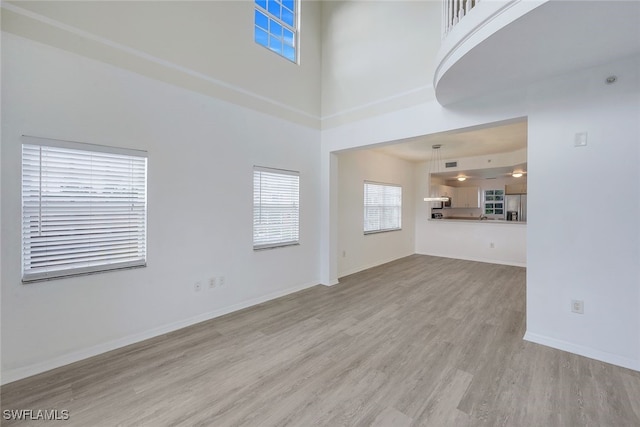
417, 217, 526, 267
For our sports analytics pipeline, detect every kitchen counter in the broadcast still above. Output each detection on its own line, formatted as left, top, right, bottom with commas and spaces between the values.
429, 217, 526, 224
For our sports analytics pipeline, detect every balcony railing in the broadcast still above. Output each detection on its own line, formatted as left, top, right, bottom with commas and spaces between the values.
442, 0, 480, 37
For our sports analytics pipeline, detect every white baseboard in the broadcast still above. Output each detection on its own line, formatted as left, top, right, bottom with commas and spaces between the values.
415, 251, 526, 268
1, 280, 319, 385
523, 331, 640, 372
321, 279, 340, 287
338, 252, 414, 278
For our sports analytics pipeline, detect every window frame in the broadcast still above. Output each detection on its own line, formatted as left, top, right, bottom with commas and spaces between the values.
363, 181, 403, 235
253, 166, 300, 250
21, 136, 148, 283
483, 189, 505, 218
254, 0, 298, 63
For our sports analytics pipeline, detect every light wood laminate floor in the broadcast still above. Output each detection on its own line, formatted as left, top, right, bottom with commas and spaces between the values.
2, 255, 640, 426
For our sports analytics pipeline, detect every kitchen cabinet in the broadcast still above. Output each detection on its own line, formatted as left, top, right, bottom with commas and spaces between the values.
429, 185, 455, 198
452, 186, 480, 208
505, 182, 527, 194
440, 185, 455, 198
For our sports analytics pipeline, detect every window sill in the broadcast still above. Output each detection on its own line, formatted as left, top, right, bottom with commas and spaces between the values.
22, 263, 147, 284
253, 242, 300, 251
364, 228, 402, 235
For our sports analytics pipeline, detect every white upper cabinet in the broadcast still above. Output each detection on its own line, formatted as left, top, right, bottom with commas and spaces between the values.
505, 182, 527, 194
452, 186, 479, 208
430, 184, 455, 198
440, 185, 455, 198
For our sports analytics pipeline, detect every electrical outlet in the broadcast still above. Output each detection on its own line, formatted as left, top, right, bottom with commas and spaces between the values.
194, 282, 202, 292
218, 276, 226, 287
489, 242, 495, 249
209, 277, 217, 289
571, 300, 584, 314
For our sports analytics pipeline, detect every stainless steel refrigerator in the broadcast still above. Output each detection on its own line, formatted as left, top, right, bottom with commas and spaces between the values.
505, 194, 527, 222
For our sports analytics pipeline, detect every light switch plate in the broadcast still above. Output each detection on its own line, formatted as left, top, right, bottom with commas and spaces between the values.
574, 132, 588, 147
571, 299, 584, 314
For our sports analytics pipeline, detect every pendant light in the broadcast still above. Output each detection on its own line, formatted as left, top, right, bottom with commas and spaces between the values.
424, 144, 449, 202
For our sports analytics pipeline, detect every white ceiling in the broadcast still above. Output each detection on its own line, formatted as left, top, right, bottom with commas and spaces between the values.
436, 0, 640, 105
373, 120, 527, 162
431, 163, 527, 182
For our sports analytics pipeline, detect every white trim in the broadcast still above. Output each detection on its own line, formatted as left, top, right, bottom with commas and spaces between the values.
321, 84, 434, 121
523, 331, 640, 372
0, 280, 319, 385
415, 251, 526, 268
253, 165, 299, 176
1, 2, 316, 121
321, 279, 339, 287
364, 179, 401, 188
2, 2, 435, 126
22, 135, 147, 157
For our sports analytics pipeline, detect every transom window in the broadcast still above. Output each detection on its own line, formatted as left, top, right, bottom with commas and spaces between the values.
21, 136, 147, 282
253, 166, 300, 249
364, 181, 402, 234
254, 0, 297, 62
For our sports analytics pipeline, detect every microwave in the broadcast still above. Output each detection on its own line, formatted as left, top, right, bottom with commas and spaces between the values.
432, 197, 451, 209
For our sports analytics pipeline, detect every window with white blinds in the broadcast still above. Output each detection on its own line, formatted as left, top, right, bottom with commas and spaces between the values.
364, 181, 402, 234
21, 137, 148, 282
253, 166, 299, 250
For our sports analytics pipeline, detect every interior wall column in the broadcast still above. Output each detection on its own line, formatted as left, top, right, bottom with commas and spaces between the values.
319, 150, 339, 286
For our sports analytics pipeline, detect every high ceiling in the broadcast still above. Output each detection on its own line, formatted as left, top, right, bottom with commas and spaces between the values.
373, 120, 527, 163
435, 0, 640, 105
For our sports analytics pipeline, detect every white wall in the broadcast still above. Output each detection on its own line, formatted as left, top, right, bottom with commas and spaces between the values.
0, 34, 321, 383
2, 0, 638, 385
438, 147, 527, 176
524, 55, 640, 370
337, 150, 415, 277
2, 1, 322, 127
415, 219, 527, 266
321, 54, 640, 370
414, 164, 527, 266
321, 0, 441, 127
415, 149, 527, 267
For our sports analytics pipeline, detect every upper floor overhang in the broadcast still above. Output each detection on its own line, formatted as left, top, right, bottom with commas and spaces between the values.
434, 0, 640, 106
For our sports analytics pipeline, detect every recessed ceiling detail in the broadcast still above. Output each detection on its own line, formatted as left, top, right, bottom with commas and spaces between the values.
373, 120, 527, 163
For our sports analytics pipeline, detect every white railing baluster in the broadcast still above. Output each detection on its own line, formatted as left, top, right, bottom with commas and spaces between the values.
443, 0, 479, 38
453, 0, 458, 25
443, 0, 448, 38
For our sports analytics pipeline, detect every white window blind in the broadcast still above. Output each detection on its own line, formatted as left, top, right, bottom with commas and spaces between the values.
364, 181, 402, 234
21, 137, 147, 282
253, 166, 299, 249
